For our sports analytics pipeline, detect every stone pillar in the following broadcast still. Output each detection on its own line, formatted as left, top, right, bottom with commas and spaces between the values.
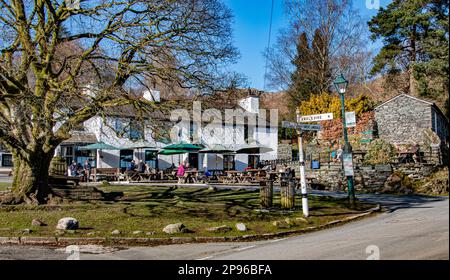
259, 180, 273, 208
280, 179, 295, 209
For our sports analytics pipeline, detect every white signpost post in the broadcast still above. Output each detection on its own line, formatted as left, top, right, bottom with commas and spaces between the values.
282, 112, 332, 217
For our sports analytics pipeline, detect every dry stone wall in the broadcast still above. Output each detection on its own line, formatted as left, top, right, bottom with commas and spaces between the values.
286, 162, 437, 192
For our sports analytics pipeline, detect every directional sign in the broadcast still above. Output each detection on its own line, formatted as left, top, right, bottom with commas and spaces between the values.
299, 124, 322, 131
282, 121, 321, 131
298, 113, 333, 123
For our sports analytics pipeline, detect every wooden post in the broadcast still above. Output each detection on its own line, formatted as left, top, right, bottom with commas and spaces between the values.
259, 180, 273, 208
280, 178, 295, 209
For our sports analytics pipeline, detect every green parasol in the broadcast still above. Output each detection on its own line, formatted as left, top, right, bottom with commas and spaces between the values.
78, 142, 120, 150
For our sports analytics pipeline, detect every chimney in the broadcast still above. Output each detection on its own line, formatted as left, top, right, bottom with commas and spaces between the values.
238, 89, 260, 113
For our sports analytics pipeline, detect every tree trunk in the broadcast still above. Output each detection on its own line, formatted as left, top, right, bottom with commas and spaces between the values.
10, 151, 53, 204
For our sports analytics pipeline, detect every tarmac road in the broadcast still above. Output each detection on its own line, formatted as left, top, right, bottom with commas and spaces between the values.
0, 193, 448, 260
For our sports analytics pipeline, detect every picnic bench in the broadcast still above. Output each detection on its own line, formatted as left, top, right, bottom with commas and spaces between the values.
219, 171, 252, 184
91, 168, 121, 182
0, 169, 12, 177
48, 175, 81, 186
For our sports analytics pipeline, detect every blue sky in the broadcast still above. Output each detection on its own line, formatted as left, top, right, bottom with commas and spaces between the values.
224, 0, 392, 91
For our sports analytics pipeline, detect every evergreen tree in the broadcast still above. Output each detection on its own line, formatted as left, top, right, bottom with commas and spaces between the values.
287, 32, 315, 105
368, 0, 449, 103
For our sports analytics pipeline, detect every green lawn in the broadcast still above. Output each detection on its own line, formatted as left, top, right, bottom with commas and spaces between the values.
0, 183, 11, 191
0, 185, 375, 238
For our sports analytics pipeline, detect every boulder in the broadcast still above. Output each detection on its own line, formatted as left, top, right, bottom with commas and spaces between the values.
284, 218, 296, 226
235, 223, 247, 232
22, 228, 32, 234
272, 220, 290, 229
56, 217, 79, 230
31, 219, 46, 227
111, 230, 121, 235
295, 217, 309, 224
163, 223, 186, 234
132, 231, 143, 235
206, 225, 232, 233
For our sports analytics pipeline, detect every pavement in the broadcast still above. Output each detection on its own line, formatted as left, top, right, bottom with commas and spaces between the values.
0, 192, 447, 260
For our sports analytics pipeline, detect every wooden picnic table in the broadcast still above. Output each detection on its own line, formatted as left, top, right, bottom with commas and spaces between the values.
244, 169, 267, 182
92, 168, 121, 182
184, 170, 206, 183
266, 171, 296, 183
222, 170, 254, 184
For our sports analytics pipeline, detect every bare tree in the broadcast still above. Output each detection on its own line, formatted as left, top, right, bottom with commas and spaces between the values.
0, 0, 238, 204
264, 0, 371, 96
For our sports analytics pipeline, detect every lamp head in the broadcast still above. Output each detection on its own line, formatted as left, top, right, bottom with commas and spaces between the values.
334, 74, 348, 94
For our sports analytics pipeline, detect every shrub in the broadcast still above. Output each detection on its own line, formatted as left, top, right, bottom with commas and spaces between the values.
298, 93, 375, 119
363, 139, 397, 165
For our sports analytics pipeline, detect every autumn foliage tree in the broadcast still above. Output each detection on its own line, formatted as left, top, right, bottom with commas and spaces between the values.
0, 0, 238, 204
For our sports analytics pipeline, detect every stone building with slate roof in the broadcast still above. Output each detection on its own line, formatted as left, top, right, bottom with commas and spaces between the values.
375, 94, 449, 164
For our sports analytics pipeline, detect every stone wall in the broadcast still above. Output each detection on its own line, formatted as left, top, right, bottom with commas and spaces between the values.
285, 161, 438, 192
375, 95, 432, 145
277, 143, 292, 161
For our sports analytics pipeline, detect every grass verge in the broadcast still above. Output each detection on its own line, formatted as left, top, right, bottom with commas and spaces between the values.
0, 185, 375, 239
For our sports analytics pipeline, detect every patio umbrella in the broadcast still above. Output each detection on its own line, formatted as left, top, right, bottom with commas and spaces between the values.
78, 142, 120, 150
158, 149, 190, 155
199, 144, 234, 154
234, 143, 273, 154
78, 142, 120, 168
161, 143, 203, 168
199, 144, 234, 170
163, 142, 203, 151
158, 149, 190, 166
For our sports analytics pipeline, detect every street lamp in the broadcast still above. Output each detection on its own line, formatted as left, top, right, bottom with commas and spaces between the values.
333, 74, 355, 205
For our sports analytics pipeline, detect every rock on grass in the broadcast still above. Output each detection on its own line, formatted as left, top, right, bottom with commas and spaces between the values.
163, 223, 186, 234
206, 225, 232, 233
56, 217, 79, 230
235, 223, 247, 231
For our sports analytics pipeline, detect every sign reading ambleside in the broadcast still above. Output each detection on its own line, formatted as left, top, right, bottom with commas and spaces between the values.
298, 113, 333, 122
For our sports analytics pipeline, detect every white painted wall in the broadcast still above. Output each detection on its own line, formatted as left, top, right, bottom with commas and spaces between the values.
54, 94, 279, 171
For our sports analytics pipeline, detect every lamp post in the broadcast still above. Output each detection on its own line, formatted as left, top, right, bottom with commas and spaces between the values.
296, 108, 309, 217
333, 74, 355, 205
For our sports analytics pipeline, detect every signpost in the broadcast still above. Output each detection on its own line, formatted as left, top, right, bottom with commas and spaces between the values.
282, 113, 331, 217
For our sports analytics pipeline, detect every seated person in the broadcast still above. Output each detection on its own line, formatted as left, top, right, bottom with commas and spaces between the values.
82, 160, 92, 182
137, 160, 145, 173
177, 163, 186, 183
127, 160, 136, 171
69, 161, 78, 177
244, 165, 253, 172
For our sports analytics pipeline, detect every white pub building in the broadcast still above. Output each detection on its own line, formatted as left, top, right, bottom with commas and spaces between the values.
1, 91, 278, 173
